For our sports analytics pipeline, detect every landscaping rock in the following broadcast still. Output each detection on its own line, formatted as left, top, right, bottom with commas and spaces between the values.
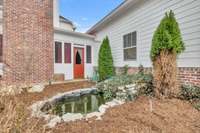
62, 113, 83, 122
86, 112, 101, 119
47, 116, 61, 128
118, 86, 125, 91
28, 84, 45, 93
125, 84, 136, 88
99, 105, 109, 114
40, 102, 52, 112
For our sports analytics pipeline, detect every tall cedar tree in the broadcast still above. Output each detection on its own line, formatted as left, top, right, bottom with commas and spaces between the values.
150, 10, 185, 98
98, 36, 114, 81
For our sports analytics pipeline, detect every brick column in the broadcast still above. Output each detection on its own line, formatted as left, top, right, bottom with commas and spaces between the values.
3, 0, 54, 85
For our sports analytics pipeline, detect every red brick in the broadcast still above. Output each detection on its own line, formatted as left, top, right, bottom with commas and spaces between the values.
2, 0, 54, 85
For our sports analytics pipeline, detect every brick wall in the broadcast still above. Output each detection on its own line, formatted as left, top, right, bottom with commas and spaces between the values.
2, 0, 54, 85
179, 67, 200, 87
116, 67, 200, 87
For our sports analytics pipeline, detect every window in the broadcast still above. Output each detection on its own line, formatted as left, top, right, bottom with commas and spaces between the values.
55, 41, 62, 63
123, 31, 137, 60
75, 51, 82, 64
86, 45, 92, 63
0, 35, 2, 62
64, 43, 71, 63
0, 0, 2, 5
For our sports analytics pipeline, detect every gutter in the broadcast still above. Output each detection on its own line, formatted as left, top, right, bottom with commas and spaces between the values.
54, 27, 96, 40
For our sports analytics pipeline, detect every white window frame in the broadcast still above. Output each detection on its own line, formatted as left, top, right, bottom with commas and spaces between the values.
123, 31, 137, 61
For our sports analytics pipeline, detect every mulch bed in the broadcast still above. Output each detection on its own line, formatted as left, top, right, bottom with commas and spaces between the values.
49, 96, 200, 133
2, 81, 200, 133
15, 81, 95, 105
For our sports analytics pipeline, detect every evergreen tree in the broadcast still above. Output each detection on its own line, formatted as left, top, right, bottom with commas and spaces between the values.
150, 10, 185, 98
98, 36, 114, 81
151, 10, 185, 61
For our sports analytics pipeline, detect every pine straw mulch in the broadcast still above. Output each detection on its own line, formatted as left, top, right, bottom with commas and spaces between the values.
1, 81, 200, 133
15, 81, 96, 105
49, 96, 200, 133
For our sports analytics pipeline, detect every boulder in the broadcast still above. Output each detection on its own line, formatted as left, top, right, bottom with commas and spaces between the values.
46, 116, 61, 128
40, 102, 52, 112
62, 113, 83, 122
28, 84, 45, 93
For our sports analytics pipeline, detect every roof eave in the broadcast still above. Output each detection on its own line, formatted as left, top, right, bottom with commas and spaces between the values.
86, 0, 138, 34
54, 27, 96, 39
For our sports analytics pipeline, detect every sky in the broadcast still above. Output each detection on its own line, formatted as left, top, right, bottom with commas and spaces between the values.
59, 0, 124, 33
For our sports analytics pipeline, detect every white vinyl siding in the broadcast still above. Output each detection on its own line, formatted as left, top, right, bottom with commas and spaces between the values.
94, 0, 200, 68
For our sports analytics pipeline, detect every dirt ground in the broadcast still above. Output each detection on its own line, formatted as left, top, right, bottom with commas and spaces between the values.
1, 81, 200, 133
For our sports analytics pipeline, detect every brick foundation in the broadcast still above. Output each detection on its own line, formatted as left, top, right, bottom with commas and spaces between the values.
116, 67, 200, 87
178, 67, 200, 87
2, 0, 54, 85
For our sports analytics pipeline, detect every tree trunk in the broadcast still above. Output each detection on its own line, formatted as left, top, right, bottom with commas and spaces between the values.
153, 50, 180, 98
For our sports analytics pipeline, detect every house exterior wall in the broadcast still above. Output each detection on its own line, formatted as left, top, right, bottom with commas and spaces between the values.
2, 0, 54, 85
59, 22, 74, 31
54, 31, 96, 80
93, 0, 200, 86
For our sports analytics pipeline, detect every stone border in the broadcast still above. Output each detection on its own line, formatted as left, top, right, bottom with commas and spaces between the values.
30, 88, 124, 128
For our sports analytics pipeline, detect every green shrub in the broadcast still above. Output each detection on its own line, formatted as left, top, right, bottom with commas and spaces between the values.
96, 73, 154, 101
180, 85, 200, 101
179, 85, 200, 111
98, 36, 114, 81
135, 73, 154, 97
150, 10, 185, 61
122, 65, 129, 75
194, 102, 200, 111
150, 10, 185, 98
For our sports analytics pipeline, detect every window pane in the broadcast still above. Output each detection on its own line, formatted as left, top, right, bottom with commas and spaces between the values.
127, 33, 132, 47
86, 45, 92, 63
64, 43, 71, 63
132, 32, 137, 46
123, 32, 137, 48
55, 42, 62, 63
76, 49, 82, 64
0, 35, 3, 62
76, 51, 81, 64
123, 36, 126, 48
124, 47, 136, 60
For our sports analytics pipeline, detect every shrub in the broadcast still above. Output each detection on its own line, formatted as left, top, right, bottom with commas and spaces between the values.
150, 10, 185, 61
179, 85, 200, 111
135, 73, 154, 97
96, 73, 153, 101
180, 85, 200, 101
122, 65, 129, 75
0, 96, 45, 133
98, 36, 114, 81
150, 10, 185, 98
194, 102, 200, 111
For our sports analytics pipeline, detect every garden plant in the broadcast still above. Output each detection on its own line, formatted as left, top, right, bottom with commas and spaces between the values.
150, 10, 185, 98
98, 36, 114, 81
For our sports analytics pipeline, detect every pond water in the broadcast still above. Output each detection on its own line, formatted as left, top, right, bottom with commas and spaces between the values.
51, 93, 105, 116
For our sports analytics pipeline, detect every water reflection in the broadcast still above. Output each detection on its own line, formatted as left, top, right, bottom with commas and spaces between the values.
52, 94, 105, 116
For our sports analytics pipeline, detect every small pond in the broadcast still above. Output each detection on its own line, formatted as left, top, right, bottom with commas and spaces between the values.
41, 89, 105, 116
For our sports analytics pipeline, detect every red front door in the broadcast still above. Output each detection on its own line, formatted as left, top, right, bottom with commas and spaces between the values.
74, 47, 84, 79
